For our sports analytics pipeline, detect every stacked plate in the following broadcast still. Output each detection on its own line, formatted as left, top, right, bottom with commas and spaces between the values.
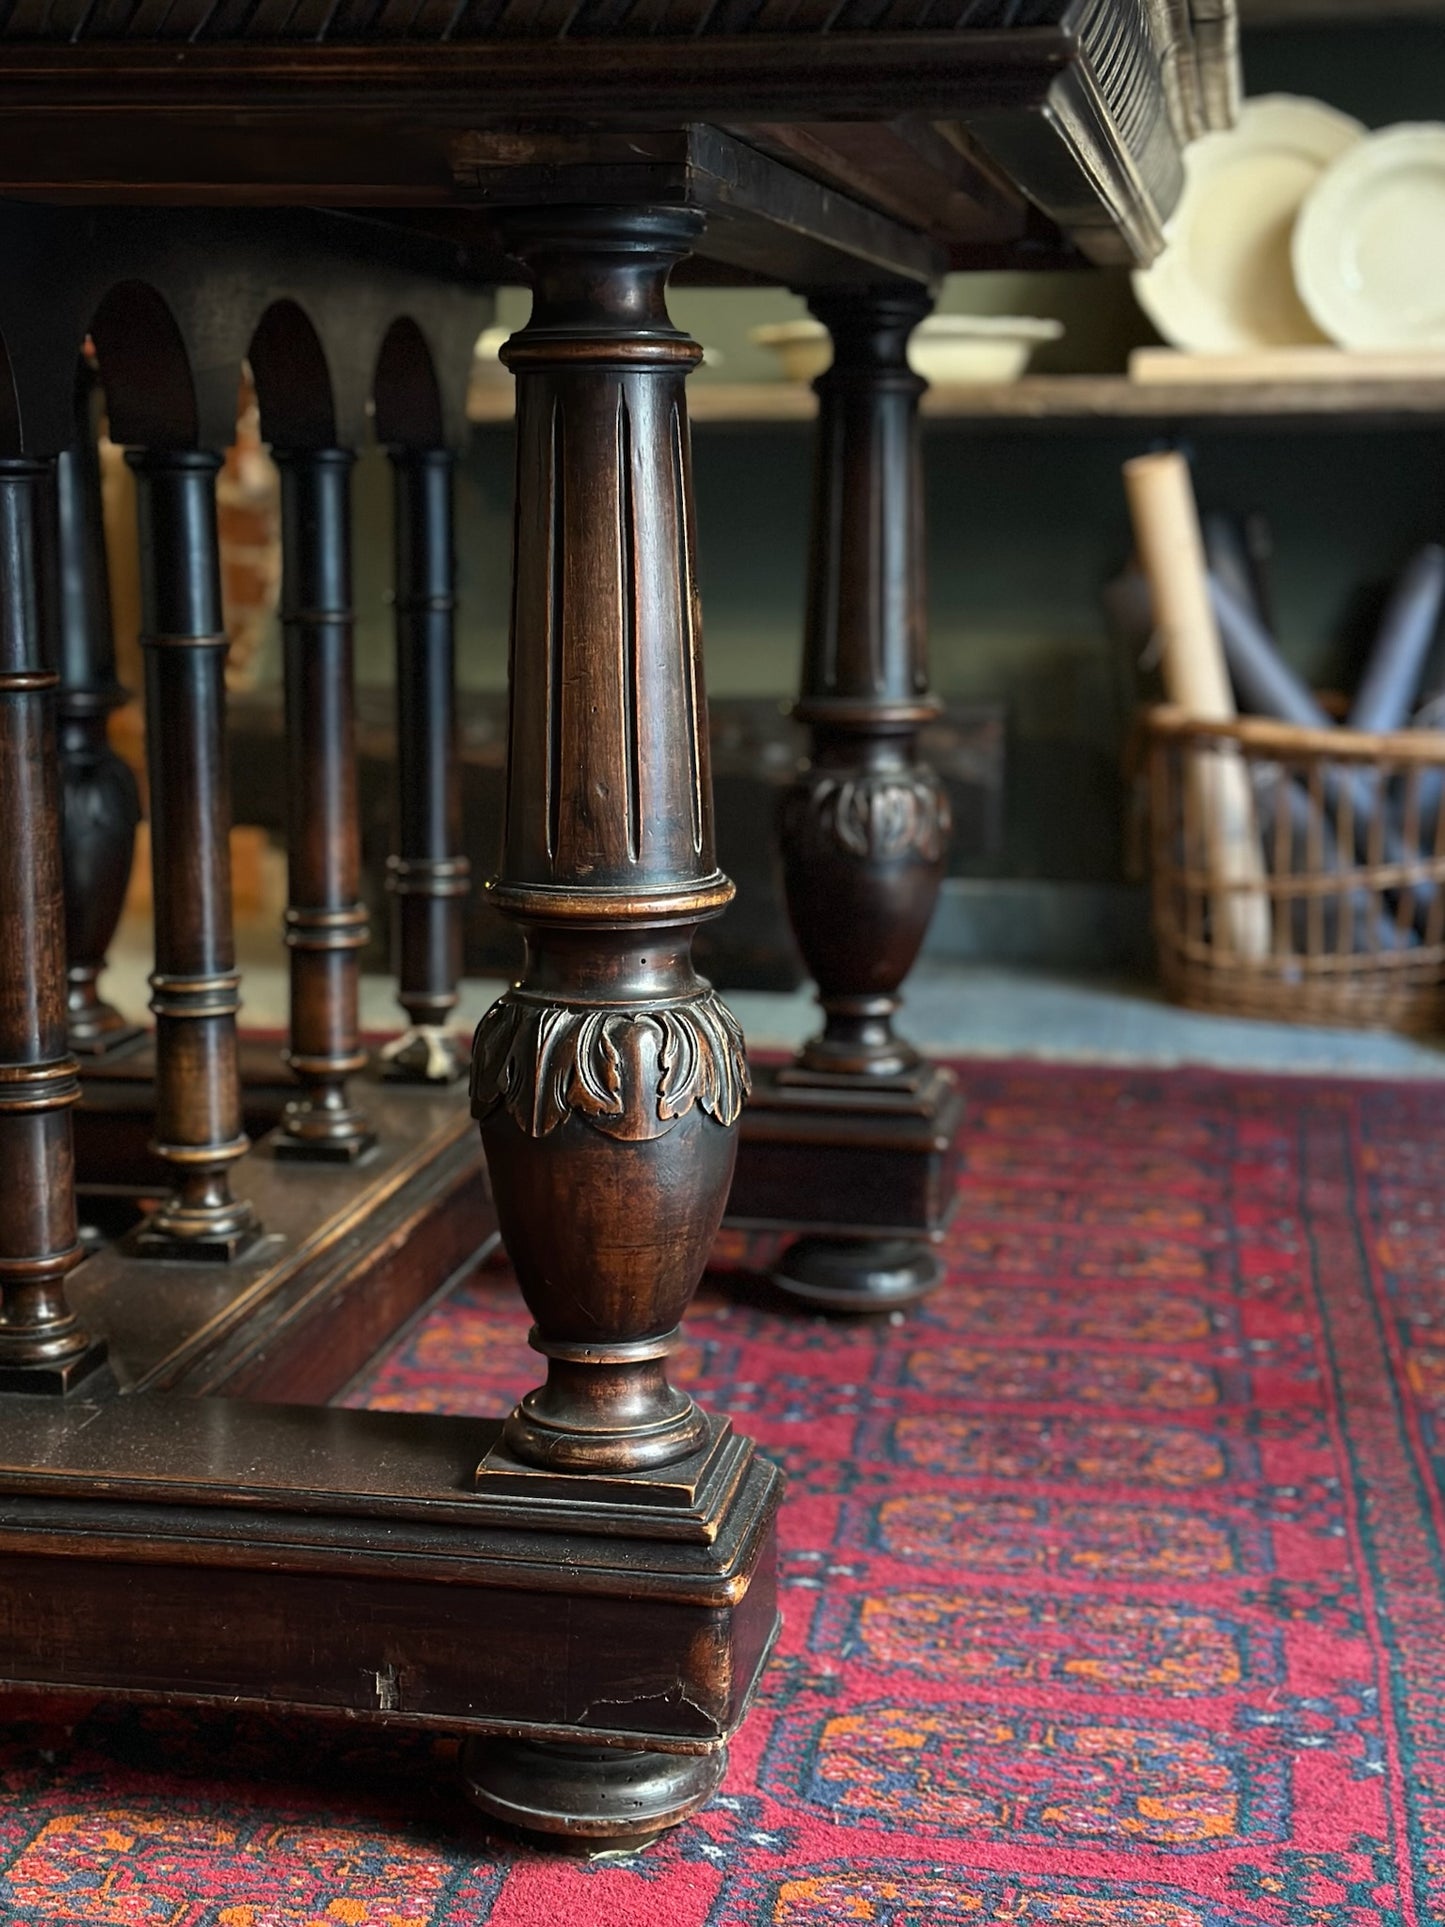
1134, 96, 1445, 354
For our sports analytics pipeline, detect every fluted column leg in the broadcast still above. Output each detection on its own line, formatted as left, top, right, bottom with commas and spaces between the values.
53, 363, 143, 1058
461, 204, 749, 1843
125, 449, 262, 1263
772, 284, 952, 1311
272, 447, 374, 1162
0, 457, 108, 1391
380, 447, 470, 1086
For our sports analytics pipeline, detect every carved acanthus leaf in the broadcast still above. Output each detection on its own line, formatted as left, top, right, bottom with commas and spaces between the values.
784, 767, 951, 864
470, 989, 750, 1141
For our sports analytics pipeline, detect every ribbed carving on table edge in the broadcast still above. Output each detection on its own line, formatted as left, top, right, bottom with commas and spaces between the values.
470, 989, 750, 1139
0, 0, 1081, 45
1070, 0, 1181, 212
782, 766, 951, 864
1081, 0, 1164, 153
0, 0, 1222, 175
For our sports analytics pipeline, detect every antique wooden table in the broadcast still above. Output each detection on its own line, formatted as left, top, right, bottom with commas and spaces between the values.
0, 3, 1233, 1846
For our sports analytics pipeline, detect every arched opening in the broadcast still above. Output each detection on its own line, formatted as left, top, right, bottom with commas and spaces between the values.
372, 316, 445, 452
88, 281, 197, 451
248, 298, 336, 452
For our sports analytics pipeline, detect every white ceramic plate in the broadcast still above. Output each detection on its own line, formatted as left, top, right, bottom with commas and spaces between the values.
1133, 95, 1365, 353
750, 314, 1063, 385
1294, 124, 1445, 350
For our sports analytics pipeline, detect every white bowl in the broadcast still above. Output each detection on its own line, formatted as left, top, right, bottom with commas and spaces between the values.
750, 314, 1063, 385
471, 324, 512, 378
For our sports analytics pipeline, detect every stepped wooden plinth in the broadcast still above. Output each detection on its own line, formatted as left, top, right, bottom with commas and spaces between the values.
71, 1065, 495, 1401
727, 1061, 965, 1310
0, 1394, 780, 1850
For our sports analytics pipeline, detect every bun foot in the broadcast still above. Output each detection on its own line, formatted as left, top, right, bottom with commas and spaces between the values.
772, 1235, 942, 1313
461, 1737, 726, 1852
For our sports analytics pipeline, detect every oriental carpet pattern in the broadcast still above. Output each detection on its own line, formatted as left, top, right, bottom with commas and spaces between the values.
1, 1060, 1444, 1923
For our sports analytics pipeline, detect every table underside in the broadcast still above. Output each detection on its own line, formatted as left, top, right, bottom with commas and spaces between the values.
0, 0, 1235, 269
0, 9, 1232, 1836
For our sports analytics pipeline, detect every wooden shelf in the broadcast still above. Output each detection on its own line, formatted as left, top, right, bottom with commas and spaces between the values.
469, 373, 1445, 429
927, 374, 1445, 424
1241, 0, 1443, 21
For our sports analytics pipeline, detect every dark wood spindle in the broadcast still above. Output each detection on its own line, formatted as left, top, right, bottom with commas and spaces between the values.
773, 284, 952, 1310
271, 446, 374, 1161
125, 448, 261, 1262
52, 362, 143, 1058
462, 205, 749, 1839
381, 446, 469, 1084
0, 455, 108, 1390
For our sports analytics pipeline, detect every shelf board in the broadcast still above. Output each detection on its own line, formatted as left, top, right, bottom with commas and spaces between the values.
469, 373, 1445, 429
929, 374, 1445, 423
1241, 0, 1444, 20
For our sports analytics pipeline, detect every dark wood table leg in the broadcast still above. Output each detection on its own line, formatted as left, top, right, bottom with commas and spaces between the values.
742, 284, 958, 1313
53, 361, 143, 1059
380, 446, 470, 1085
0, 455, 109, 1392
463, 204, 769, 1848
271, 446, 374, 1162
123, 448, 262, 1262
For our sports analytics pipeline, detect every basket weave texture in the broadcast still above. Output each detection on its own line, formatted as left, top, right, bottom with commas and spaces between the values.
1143, 704, 1445, 1032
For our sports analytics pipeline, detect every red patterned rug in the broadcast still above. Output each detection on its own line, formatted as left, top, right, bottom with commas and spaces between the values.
2, 1058, 1444, 1925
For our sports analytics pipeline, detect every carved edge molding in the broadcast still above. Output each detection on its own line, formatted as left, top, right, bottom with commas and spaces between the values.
782, 767, 952, 866
470, 988, 751, 1141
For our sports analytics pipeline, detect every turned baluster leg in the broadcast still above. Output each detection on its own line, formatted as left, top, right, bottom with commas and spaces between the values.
271, 447, 374, 1162
461, 205, 749, 1842
0, 456, 108, 1391
53, 362, 143, 1057
774, 285, 952, 1311
380, 447, 470, 1085
124, 449, 261, 1263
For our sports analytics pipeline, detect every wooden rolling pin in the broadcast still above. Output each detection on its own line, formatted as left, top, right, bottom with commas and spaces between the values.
1124, 451, 1272, 961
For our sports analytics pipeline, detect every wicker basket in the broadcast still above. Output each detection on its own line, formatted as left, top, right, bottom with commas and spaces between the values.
1142, 704, 1445, 1032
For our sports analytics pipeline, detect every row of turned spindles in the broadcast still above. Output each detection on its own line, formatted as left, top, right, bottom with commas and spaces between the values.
0, 360, 471, 1386
0, 252, 951, 1402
